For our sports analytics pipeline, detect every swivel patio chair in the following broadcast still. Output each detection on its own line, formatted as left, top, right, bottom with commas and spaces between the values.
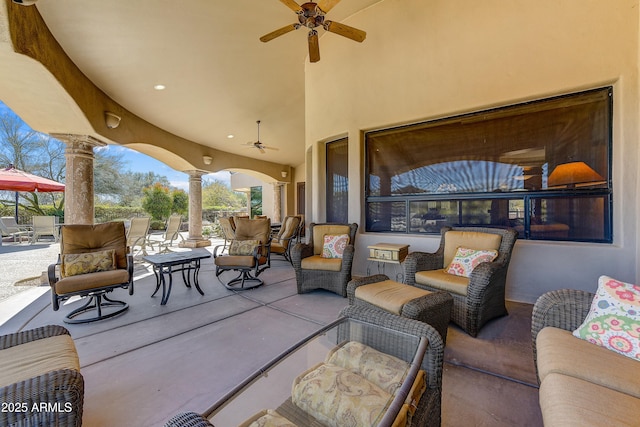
127, 216, 151, 256
291, 222, 358, 297
48, 222, 134, 324
147, 214, 184, 253
404, 226, 518, 337
270, 215, 301, 263
217, 216, 236, 253
213, 217, 271, 290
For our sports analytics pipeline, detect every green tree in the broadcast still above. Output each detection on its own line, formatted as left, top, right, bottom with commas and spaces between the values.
142, 183, 173, 220
202, 179, 245, 209
171, 189, 188, 216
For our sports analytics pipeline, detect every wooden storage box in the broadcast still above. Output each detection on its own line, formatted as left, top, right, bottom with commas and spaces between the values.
368, 243, 409, 264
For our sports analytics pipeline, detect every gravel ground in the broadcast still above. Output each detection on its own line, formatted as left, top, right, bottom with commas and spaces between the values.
0, 240, 60, 302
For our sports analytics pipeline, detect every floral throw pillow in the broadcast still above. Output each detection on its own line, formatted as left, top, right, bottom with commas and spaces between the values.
61, 249, 116, 277
573, 275, 640, 360
322, 234, 349, 259
446, 247, 498, 277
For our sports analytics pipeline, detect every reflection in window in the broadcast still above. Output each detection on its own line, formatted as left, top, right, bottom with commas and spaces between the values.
327, 138, 349, 223
365, 87, 612, 242
250, 186, 262, 218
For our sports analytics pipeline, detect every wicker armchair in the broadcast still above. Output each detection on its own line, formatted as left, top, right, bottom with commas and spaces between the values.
164, 305, 445, 427
530, 288, 595, 382
291, 222, 358, 297
404, 226, 518, 337
0, 325, 84, 427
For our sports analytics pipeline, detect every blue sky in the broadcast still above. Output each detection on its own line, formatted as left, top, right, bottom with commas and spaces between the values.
97, 145, 230, 191
1, 101, 230, 191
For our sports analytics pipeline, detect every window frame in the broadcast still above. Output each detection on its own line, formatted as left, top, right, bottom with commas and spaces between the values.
364, 87, 613, 243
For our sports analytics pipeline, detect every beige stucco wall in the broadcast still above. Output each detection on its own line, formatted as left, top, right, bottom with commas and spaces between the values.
305, 0, 640, 302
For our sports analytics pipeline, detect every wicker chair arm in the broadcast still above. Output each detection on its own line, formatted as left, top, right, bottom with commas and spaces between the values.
0, 368, 83, 427
530, 289, 594, 383
340, 305, 444, 390
346, 274, 390, 304
0, 325, 70, 350
290, 242, 313, 268
531, 289, 594, 341
404, 251, 443, 285
339, 244, 355, 273
466, 261, 507, 298
164, 412, 214, 427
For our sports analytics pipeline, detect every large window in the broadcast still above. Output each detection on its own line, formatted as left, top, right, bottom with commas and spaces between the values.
365, 87, 612, 242
327, 138, 349, 223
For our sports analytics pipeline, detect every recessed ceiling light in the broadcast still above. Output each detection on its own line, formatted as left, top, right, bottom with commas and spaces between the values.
153, 84, 166, 91
227, 134, 234, 139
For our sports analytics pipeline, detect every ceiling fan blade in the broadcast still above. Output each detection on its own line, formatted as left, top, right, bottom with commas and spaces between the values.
324, 21, 366, 42
308, 30, 320, 63
318, 0, 341, 13
279, 0, 302, 12
263, 146, 279, 151
260, 24, 299, 42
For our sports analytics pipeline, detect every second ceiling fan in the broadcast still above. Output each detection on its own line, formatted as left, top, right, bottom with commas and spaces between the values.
260, 0, 366, 63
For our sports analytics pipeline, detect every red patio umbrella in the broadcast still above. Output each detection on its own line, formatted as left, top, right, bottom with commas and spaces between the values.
0, 165, 65, 221
0, 165, 65, 192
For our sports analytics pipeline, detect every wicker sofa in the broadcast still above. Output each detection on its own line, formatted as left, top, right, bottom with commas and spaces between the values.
531, 289, 640, 426
0, 325, 84, 427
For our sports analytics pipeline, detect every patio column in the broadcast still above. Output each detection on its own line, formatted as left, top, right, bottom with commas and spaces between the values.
180, 170, 210, 248
273, 182, 283, 223
53, 134, 106, 225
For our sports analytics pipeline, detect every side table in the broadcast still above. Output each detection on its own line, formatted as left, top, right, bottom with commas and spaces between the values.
367, 242, 409, 281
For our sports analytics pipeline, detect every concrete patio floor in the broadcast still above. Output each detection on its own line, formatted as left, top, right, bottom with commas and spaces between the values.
0, 244, 543, 426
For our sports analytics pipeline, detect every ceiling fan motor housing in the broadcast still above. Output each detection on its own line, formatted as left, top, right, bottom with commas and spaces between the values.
298, 3, 325, 28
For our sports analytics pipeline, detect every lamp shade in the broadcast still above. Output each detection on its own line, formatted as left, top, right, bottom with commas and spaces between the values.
548, 161, 605, 188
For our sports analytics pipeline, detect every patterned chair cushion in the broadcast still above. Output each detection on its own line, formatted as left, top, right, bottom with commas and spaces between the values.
61, 249, 116, 277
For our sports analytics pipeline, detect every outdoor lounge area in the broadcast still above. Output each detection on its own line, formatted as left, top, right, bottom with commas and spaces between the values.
0, 239, 542, 426
2, 1, 640, 426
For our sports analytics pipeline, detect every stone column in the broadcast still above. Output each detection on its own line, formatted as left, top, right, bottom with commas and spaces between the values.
273, 182, 284, 223
180, 170, 210, 248
53, 134, 105, 225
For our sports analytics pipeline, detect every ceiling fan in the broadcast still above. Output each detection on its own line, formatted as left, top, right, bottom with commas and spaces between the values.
260, 0, 366, 63
243, 120, 278, 154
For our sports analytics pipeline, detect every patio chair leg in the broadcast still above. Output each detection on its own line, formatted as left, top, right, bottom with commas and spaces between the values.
64, 293, 129, 324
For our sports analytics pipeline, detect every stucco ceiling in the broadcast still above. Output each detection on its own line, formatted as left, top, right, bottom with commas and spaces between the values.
8, 0, 380, 169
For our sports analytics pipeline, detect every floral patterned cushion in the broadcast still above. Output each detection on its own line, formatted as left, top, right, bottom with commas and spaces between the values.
61, 249, 116, 277
325, 341, 409, 394
292, 362, 392, 427
229, 239, 261, 256
446, 247, 498, 277
573, 275, 640, 360
321, 234, 349, 259
239, 409, 297, 427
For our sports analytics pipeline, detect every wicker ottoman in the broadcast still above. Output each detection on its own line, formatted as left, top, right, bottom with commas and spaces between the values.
347, 274, 453, 343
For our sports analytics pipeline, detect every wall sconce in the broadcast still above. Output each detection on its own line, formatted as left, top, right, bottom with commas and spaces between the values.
203, 155, 213, 165
104, 112, 121, 129
281, 171, 288, 178
548, 161, 605, 188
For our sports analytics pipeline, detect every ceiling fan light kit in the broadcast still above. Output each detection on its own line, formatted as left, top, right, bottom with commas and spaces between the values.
261, 0, 366, 63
